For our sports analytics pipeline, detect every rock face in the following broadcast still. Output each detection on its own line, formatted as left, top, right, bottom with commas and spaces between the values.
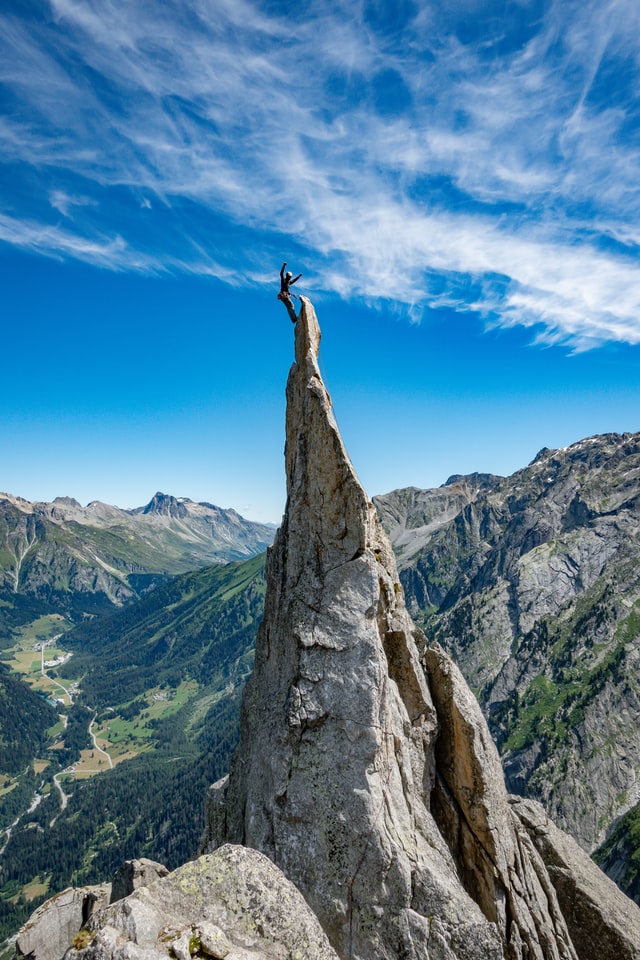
202, 298, 624, 960
374, 474, 502, 574
64, 845, 338, 960
15, 884, 110, 960
374, 435, 640, 855
512, 797, 640, 960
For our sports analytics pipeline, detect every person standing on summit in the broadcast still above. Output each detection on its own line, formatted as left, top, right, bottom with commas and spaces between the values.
280, 262, 302, 298
278, 262, 302, 322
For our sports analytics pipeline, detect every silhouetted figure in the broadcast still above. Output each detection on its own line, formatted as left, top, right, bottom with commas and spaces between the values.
280, 262, 302, 296
278, 261, 302, 322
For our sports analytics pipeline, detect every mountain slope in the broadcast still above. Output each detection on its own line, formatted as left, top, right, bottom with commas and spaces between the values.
374, 432, 640, 855
594, 803, 640, 904
0, 554, 266, 941
0, 669, 57, 777
0, 491, 274, 624
59, 551, 266, 709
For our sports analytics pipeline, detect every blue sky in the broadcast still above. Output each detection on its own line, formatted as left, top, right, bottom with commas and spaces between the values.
2, 0, 640, 522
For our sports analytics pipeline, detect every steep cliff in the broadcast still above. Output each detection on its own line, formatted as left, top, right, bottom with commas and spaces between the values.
202, 299, 639, 960
375, 435, 640, 853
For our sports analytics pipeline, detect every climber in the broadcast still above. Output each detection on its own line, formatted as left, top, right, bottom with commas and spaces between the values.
278, 262, 302, 323
279, 262, 302, 298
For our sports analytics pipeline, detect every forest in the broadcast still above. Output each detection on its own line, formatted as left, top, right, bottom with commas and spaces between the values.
0, 555, 266, 942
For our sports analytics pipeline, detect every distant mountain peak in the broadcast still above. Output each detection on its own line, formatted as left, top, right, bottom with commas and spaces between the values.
140, 492, 191, 518
443, 471, 503, 489
0, 492, 33, 513
51, 496, 82, 507
530, 445, 554, 464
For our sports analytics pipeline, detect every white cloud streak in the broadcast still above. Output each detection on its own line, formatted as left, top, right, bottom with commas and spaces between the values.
1, 0, 640, 347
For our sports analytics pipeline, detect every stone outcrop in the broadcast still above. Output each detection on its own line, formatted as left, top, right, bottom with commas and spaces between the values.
63, 845, 338, 960
13, 860, 167, 960
15, 884, 110, 960
110, 858, 169, 904
201, 298, 633, 959
512, 797, 640, 960
425, 645, 576, 959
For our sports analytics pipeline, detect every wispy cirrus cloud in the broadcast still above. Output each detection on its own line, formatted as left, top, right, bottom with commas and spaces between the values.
49, 189, 96, 217
0, 211, 149, 269
1, 0, 640, 348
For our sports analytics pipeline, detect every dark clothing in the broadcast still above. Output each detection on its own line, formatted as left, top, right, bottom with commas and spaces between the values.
280, 262, 302, 296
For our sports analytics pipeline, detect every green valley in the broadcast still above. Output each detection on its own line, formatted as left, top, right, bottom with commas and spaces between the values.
0, 553, 266, 941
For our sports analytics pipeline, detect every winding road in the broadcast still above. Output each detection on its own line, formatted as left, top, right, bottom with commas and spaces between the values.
89, 716, 113, 770
40, 636, 73, 704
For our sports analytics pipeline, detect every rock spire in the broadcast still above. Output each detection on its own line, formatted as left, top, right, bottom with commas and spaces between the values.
217, 296, 484, 958
203, 298, 640, 960
15, 296, 640, 960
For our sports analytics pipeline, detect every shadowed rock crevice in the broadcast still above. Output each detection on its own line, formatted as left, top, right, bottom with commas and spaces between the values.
424, 643, 578, 959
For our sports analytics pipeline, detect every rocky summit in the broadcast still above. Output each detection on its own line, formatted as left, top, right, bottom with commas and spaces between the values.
15, 299, 640, 960
202, 298, 640, 960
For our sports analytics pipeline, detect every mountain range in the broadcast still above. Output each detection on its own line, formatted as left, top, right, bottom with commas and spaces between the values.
2, 430, 640, 945
0, 491, 274, 624
375, 433, 640, 846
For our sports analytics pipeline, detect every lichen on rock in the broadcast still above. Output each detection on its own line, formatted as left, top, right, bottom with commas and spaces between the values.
63, 845, 338, 960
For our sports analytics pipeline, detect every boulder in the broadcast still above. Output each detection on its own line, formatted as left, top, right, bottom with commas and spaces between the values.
512, 796, 640, 960
63, 844, 338, 960
110, 859, 169, 904
15, 859, 168, 960
15, 885, 110, 960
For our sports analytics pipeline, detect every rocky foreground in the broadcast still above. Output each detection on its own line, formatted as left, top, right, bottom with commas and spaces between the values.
15, 299, 640, 959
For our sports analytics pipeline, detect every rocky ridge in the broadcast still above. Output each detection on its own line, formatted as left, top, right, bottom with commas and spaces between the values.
66, 847, 338, 960
0, 492, 274, 609
374, 434, 640, 853
201, 299, 640, 959
14, 853, 337, 960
